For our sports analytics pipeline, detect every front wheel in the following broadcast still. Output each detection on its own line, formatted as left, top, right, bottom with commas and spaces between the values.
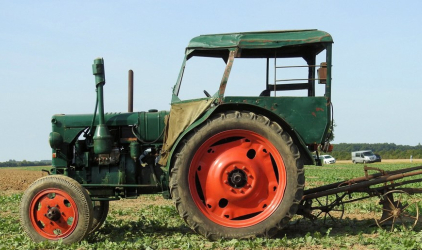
170, 111, 304, 239
20, 175, 93, 244
89, 200, 109, 234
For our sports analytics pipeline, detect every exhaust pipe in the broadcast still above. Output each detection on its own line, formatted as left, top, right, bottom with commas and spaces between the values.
128, 70, 133, 112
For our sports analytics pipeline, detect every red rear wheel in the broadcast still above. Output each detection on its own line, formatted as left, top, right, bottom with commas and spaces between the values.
170, 111, 304, 239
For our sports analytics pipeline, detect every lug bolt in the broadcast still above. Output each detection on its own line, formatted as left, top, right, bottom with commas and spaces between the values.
242, 166, 246, 170
224, 180, 228, 184
240, 189, 244, 194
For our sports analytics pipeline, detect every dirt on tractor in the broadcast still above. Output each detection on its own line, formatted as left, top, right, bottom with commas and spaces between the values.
0, 169, 47, 195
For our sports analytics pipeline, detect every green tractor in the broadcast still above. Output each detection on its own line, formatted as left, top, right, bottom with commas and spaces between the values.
20, 29, 334, 243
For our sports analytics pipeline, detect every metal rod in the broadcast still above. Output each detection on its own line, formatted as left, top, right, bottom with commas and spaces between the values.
276, 78, 321, 82
303, 169, 422, 200
82, 184, 159, 188
276, 65, 322, 68
128, 70, 133, 112
304, 165, 422, 195
274, 53, 276, 97
266, 58, 269, 90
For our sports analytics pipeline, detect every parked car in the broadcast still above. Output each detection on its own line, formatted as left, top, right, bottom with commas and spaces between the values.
320, 155, 336, 164
374, 154, 382, 162
351, 150, 377, 164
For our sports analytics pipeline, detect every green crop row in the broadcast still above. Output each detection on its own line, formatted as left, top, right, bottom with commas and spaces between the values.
1, 163, 422, 249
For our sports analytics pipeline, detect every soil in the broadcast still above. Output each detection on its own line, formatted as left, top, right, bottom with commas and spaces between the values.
0, 169, 48, 195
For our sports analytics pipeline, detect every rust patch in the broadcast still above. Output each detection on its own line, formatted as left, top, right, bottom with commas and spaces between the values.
311, 112, 316, 117
316, 107, 324, 112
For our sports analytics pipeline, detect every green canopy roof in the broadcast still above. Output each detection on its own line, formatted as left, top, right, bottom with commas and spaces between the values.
187, 29, 333, 50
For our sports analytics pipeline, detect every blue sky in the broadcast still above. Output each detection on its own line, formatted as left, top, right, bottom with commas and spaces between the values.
1, 1, 422, 161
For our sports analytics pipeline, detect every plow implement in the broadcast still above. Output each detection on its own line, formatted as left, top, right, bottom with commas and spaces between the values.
297, 165, 422, 230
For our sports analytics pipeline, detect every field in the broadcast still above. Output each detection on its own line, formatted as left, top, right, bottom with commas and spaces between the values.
1, 162, 422, 249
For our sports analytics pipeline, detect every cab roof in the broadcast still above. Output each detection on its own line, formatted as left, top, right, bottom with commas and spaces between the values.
187, 29, 333, 50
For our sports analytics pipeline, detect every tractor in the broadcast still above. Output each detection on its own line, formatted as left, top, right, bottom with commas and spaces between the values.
20, 29, 334, 243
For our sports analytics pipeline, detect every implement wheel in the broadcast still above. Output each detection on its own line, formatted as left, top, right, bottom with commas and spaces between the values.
310, 194, 345, 225
375, 190, 419, 231
170, 111, 304, 239
20, 175, 93, 244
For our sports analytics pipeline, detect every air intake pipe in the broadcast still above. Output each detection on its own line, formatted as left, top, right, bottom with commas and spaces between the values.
92, 58, 112, 154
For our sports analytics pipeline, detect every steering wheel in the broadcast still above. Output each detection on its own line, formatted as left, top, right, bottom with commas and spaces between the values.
203, 90, 211, 97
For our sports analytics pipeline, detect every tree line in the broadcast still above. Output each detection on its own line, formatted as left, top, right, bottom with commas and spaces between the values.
329, 143, 422, 160
0, 159, 52, 167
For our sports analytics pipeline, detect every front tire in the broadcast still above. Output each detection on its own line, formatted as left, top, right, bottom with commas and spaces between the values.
170, 111, 304, 239
88, 200, 109, 234
20, 175, 93, 244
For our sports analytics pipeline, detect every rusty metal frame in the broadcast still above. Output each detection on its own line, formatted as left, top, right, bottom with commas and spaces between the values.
301, 165, 422, 202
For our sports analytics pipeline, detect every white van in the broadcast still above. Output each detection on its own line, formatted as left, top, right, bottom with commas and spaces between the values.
351, 150, 376, 164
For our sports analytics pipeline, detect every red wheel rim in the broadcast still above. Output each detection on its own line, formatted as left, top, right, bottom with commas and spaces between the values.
188, 129, 287, 227
29, 188, 78, 239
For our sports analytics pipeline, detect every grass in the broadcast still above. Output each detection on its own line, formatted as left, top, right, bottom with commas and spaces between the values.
0, 166, 50, 171
1, 163, 422, 249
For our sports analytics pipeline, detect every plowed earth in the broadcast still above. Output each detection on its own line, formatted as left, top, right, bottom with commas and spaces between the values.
0, 169, 47, 195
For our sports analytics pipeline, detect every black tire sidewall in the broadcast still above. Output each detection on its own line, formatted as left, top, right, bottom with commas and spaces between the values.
89, 200, 109, 234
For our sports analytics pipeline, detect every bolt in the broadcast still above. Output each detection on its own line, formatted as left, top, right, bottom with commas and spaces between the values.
248, 174, 253, 178
224, 180, 228, 184
233, 165, 237, 169
225, 171, 229, 174
242, 166, 246, 170
240, 189, 244, 194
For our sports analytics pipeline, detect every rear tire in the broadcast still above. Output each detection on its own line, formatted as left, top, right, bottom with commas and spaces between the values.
170, 111, 304, 239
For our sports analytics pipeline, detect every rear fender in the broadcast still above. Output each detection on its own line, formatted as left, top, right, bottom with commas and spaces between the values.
163, 103, 313, 184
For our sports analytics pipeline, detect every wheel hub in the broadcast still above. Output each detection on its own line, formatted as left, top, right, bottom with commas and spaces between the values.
188, 129, 287, 227
228, 169, 248, 188
46, 206, 61, 221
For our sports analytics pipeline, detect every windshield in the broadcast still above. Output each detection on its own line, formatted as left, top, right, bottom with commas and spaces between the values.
363, 152, 374, 156
176, 52, 328, 100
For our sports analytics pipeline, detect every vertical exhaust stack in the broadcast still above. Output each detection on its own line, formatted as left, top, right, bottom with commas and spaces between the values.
128, 70, 133, 112
92, 58, 112, 154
